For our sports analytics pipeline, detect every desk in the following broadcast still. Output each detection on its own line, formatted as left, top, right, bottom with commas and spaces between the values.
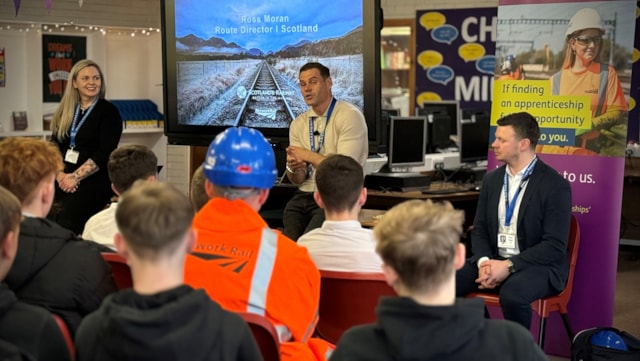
358, 209, 386, 228
266, 183, 480, 231
365, 188, 479, 232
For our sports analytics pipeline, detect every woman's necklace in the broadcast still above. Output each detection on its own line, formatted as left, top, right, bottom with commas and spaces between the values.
80, 98, 97, 111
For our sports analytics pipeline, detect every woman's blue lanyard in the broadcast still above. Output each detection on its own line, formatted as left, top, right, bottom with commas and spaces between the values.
503, 157, 537, 227
308, 98, 337, 153
70, 101, 98, 149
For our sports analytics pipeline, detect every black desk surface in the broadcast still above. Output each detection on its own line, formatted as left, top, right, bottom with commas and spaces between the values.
266, 182, 480, 231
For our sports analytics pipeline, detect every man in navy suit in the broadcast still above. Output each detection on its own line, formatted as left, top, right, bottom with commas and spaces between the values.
456, 112, 572, 329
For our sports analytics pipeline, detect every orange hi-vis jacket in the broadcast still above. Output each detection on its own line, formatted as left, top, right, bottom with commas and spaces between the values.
184, 198, 333, 361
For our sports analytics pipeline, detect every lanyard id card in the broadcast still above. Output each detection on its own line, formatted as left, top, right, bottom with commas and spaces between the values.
498, 217, 516, 249
307, 97, 337, 179
498, 234, 516, 249
64, 148, 80, 164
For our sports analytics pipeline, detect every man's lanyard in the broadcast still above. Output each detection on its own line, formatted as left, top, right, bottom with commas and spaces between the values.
503, 157, 537, 227
70, 100, 98, 149
308, 98, 337, 153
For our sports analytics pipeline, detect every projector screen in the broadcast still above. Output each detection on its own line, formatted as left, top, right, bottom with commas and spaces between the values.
161, 0, 381, 146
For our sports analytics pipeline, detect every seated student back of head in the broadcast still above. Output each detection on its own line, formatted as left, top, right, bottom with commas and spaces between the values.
0, 186, 71, 361
75, 181, 263, 361
82, 144, 158, 248
298, 154, 382, 272
330, 200, 547, 361
0, 137, 117, 335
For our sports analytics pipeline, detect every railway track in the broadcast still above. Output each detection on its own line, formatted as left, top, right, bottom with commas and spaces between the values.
234, 61, 296, 127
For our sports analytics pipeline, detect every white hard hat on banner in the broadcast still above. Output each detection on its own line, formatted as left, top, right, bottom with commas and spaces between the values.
566, 8, 605, 37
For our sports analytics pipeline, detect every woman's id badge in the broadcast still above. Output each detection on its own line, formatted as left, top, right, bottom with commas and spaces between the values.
65, 149, 79, 164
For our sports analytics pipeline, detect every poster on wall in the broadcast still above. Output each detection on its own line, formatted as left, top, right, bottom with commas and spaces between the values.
0, 48, 5, 87
42, 35, 86, 102
491, 0, 636, 356
414, 7, 497, 111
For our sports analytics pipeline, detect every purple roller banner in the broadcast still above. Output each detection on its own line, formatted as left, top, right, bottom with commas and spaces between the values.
414, 7, 497, 110
492, 0, 637, 357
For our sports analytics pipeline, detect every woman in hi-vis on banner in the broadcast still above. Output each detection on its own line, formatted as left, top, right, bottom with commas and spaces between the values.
550, 8, 628, 156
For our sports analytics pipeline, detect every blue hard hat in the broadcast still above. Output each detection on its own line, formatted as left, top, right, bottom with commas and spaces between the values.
590, 330, 629, 351
203, 127, 277, 189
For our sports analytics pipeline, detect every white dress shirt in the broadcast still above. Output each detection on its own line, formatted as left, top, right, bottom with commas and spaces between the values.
298, 220, 383, 273
82, 202, 118, 248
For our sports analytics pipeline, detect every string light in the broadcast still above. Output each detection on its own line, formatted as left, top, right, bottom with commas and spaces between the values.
0, 22, 160, 36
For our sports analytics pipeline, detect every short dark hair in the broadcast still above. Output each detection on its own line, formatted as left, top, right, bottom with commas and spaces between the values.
315, 154, 363, 212
0, 186, 21, 247
497, 112, 540, 148
300, 62, 330, 78
116, 181, 194, 258
108, 145, 158, 194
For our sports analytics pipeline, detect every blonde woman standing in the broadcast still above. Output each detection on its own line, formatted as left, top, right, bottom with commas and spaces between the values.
49, 59, 123, 234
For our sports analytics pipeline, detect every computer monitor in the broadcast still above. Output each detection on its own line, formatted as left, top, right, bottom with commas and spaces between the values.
376, 108, 400, 155
388, 116, 428, 170
459, 109, 491, 164
415, 100, 460, 153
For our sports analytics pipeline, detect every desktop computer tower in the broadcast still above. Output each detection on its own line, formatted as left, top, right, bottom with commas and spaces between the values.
365, 172, 431, 192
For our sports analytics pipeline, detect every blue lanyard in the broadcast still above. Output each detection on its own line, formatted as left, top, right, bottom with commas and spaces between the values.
503, 157, 537, 227
70, 100, 98, 148
308, 98, 337, 153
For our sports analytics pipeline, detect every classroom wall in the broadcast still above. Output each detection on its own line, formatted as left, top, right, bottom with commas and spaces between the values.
0, 0, 160, 29
382, 0, 498, 18
0, 29, 161, 132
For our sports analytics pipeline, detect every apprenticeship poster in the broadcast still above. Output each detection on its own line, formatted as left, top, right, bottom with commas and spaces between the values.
414, 7, 497, 110
42, 35, 86, 102
491, 0, 636, 356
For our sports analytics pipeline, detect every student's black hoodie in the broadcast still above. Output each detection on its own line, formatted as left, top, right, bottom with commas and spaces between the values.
331, 297, 547, 361
75, 285, 263, 361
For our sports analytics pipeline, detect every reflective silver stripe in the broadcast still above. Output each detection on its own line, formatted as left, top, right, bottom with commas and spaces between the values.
551, 72, 560, 95
247, 228, 277, 315
325, 349, 334, 360
595, 62, 608, 117
301, 308, 319, 343
275, 324, 293, 342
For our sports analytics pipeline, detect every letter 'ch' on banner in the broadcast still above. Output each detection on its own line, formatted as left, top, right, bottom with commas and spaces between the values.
414, 7, 497, 110
490, 0, 637, 357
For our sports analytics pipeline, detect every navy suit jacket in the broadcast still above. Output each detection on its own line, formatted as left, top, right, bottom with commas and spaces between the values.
470, 158, 572, 291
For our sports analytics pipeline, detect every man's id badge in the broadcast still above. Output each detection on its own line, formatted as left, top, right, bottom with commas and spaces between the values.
65, 149, 79, 164
497, 233, 516, 249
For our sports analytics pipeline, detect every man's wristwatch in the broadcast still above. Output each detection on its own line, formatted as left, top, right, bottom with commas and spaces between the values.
507, 259, 515, 274
285, 163, 297, 174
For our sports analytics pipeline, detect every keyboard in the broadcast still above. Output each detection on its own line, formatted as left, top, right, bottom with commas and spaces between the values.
421, 188, 463, 195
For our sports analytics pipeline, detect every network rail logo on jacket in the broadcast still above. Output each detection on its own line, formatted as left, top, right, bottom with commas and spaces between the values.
191, 242, 255, 274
